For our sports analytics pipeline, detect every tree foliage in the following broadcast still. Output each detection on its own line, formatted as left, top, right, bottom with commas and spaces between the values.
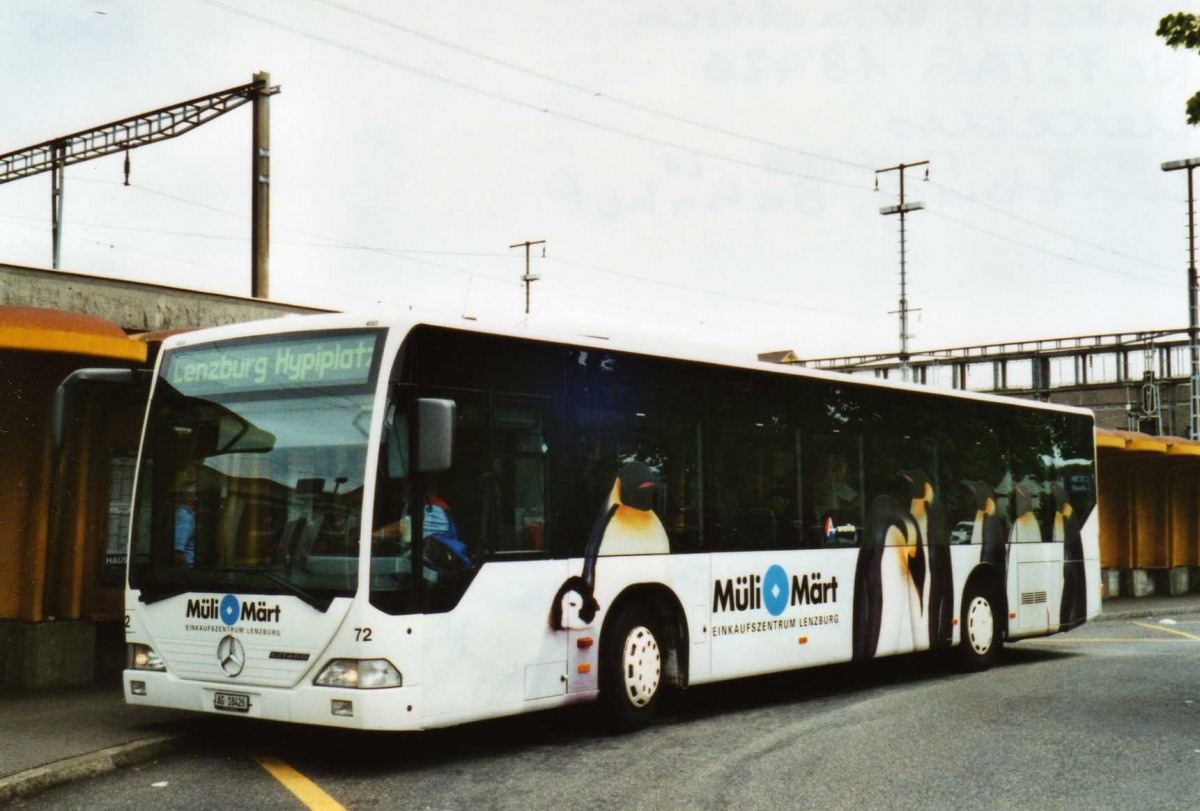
1158, 12, 1200, 126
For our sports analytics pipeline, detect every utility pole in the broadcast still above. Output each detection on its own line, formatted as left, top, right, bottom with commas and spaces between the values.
510, 239, 546, 315
1162, 156, 1200, 440
0, 73, 279, 293
50, 141, 65, 270
876, 160, 928, 382
251, 71, 273, 299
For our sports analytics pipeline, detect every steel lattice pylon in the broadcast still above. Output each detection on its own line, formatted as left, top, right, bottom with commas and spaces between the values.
0, 80, 268, 184
0, 74, 278, 290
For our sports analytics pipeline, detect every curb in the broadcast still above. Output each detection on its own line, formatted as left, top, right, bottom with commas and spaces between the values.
0, 735, 180, 804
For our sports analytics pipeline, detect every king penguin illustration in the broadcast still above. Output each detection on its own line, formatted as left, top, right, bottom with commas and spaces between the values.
549, 460, 670, 631
1054, 484, 1087, 628
1010, 483, 1042, 544
853, 494, 922, 660
963, 479, 1009, 582
901, 470, 954, 648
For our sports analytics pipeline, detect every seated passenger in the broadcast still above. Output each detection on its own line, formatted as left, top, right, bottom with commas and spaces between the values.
174, 481, 197, 567
423, 490, 470, 566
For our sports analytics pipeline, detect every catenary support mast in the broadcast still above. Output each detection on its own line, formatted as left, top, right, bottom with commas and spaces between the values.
0, 73, 280, 296
876, 160, 929, 382
1162, 156, 1200, 440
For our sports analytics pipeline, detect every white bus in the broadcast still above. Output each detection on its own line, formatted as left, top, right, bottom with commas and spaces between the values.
122, 313, 1099, 731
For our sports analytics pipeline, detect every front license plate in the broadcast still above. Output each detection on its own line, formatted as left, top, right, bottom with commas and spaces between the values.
214, 691, 251, 713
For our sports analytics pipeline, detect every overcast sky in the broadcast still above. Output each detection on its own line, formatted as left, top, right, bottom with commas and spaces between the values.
3, 1, 1199, 359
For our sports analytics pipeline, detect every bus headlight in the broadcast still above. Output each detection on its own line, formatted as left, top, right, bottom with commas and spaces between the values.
128, 643, 166, 672
314, 659, 402, 689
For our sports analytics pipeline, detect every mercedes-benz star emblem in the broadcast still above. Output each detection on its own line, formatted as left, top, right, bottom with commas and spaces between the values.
217, 635, 245, 677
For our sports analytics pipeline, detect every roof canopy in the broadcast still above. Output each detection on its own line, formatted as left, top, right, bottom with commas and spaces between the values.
0, 306, 147, 363
1096, 428, 1200, 456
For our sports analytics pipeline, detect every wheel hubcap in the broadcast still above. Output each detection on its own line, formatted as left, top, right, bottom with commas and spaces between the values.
622, 625, 661, 707
966, 596, 994, 655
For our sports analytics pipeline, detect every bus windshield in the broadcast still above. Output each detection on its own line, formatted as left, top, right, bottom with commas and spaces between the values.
129, 330, 385, 608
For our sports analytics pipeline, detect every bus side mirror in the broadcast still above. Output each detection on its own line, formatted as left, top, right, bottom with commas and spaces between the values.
53, 368, 150, 449
418, 398, 455, 473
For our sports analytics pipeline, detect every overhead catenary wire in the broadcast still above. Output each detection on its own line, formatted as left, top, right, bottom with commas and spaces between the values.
47, 165, 1174, 321
197, 0, 870, 193
28, 5, 1170, 322
30, 178, 881, 321
543, 255, 876, 318
301, 0, 1170, 277
927, 211, 1175, 286
0, 210, 219, 271
930, 181, 1177, 274
308, 0, 874, 174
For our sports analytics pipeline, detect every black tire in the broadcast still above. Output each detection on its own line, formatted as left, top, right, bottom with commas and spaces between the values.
598, 601, 665, 733
959, 583, 1001, 671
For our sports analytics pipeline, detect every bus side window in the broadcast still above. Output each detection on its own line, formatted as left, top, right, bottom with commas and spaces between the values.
709, 377, 799, 551
802, 383, 866, 548
372, 402, 412, 544
571, 353, 702, 554
491, 396, 548, 553
803, 436, 864, 548
944, 401, 1010, 544
1008, 410, 1055, 543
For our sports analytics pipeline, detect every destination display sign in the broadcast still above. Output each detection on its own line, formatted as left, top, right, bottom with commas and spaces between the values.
163, 332, 380, 396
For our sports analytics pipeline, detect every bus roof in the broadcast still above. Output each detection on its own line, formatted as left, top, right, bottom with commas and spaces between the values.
159, 309, 1094, 419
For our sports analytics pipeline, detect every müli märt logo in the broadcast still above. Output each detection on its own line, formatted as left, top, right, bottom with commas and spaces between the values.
185, 595, 282, 626
220, 594, 239, 627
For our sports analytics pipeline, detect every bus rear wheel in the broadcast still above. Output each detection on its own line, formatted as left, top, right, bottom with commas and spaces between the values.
959, 584, 1000, 671
599, 602, 664, 732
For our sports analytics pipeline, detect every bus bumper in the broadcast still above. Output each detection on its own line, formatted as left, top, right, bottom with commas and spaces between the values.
124, 670, 425, 731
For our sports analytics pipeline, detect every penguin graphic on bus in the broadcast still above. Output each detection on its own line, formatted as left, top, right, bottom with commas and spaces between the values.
550, 460, 668, 631
853, 494, 924, 659
901, 470, 954, 647
963, 479, 1009, 581
1055, 484, 1087, 628
852, 471, 954, 660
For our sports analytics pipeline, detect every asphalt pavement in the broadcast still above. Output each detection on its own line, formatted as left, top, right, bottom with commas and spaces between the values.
3, 592, 1200, 804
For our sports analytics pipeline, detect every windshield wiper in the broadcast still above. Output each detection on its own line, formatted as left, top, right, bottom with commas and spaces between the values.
251, 570, 332, 612
137, 585, 190, 605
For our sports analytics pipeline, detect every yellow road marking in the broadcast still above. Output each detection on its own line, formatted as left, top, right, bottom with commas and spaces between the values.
251, 752, 348, 811
1133, 620, 1200, 642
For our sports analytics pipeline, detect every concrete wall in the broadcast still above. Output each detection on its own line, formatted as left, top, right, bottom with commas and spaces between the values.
0, 263, 329, 332
0, 621, 96, 690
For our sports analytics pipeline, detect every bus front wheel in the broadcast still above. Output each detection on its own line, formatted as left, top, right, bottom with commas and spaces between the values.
959, 583, 1001, 671
599, 602, 664, 732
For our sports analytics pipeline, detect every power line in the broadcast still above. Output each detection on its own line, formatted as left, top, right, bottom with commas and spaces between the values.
0, 211, 247, 241
306, 0, 1174, 277
198, 0, 869, 193
68, 177, 519, 281
41, 60, 1164, 307
0, 211, 217, 270
544, 255, 877, 319
0, 208, 511, 257
0, 201, 879, 319
61, 158, 1168, 312
83, 6, 1167, 295
928, 211, 1175, 286
931, 180, 1177, 273
536, 286, 769, 337
309, 0, 872, 173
